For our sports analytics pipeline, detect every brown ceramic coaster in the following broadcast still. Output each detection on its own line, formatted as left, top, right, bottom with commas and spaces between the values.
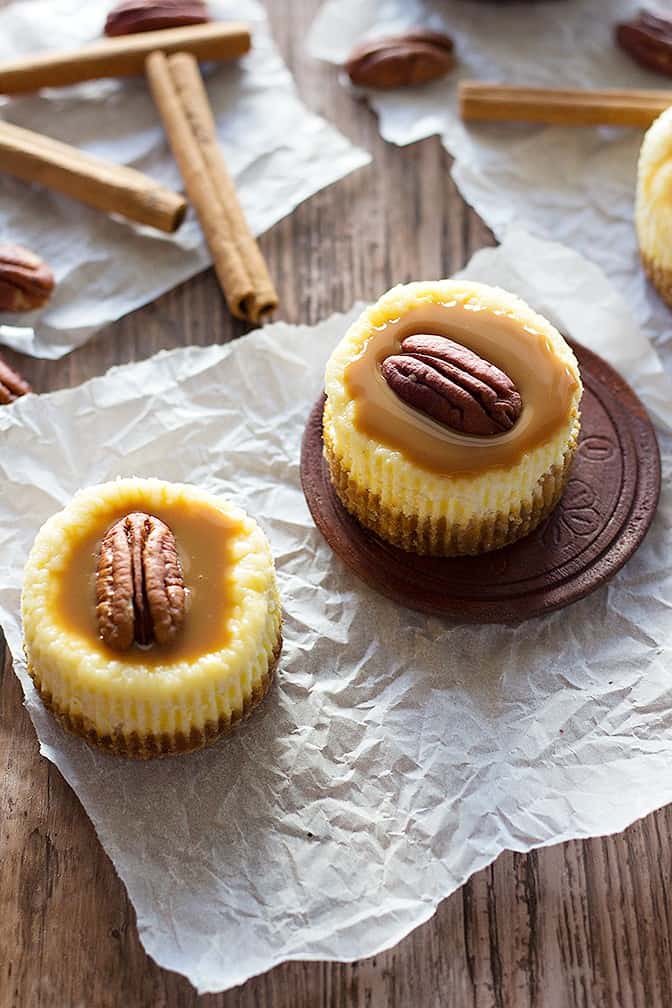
300, 342, 661, 622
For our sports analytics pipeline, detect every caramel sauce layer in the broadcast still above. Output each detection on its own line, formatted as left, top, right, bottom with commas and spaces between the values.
344, 302, 580, 476
56, 497, 243, 665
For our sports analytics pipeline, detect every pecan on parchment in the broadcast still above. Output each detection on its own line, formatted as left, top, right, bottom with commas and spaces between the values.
345, 30, 455, 90
96, 512, 186, 651
616, 11, 672, 77
381, 333, 523, 436
0, 243, 55, 313
0, 355, 31, 404
104, 0, 210, 37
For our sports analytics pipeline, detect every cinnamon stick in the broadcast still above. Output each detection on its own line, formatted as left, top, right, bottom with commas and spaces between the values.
0, 120, 186, 233
169, 52, 277, 321
146, 50, 278, 323
0, 22, 250, 95
460, 81, 672, 129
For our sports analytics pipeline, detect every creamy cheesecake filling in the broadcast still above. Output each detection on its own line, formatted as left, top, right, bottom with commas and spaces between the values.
637, 107, 672, 293
323, 281, 582, 554
344, 301, 579, 477
22, 479, 282, 752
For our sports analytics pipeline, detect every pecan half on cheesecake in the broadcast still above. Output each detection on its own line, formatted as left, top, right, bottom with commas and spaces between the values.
381, 334, 523, 436
22, 478, 282, 758
323, 280, 582, 556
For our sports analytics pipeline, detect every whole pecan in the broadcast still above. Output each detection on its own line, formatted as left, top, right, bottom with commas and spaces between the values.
616, 11, 672, 77
381, 333, 522, 436
0, 244, 55, 313
345, 30, 455, 90
96, 512, 186, 651
104, 0, 210, 37
0, 355, 31, 405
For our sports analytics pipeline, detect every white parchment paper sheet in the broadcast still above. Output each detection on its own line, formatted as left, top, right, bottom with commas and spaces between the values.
308, 1, 672, 371
0, 0, 369, 358
3, 232, 672, 993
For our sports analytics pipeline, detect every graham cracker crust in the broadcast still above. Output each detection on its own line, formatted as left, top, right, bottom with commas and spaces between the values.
27, 631, 283, 760
324, 434, 577, 557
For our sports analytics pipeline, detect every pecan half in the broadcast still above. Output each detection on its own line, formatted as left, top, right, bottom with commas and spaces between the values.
345, 30, 455, 90
96, 512, 186, 651
104, 0, 210, 37
0, 355, 31, 404
616, 11, 672, 77
381, 333, 523, 436
0, 244, 55, 313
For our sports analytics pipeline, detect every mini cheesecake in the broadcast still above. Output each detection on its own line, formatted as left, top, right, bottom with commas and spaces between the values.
323, 280, 582, 556
636, 105, 672, 308
21, 478, 282, 758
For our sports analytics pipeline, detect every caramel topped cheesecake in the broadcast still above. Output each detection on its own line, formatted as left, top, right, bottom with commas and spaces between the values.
636, 105, 672, 308
21, 478, 281, 758
324, 280, 582, 555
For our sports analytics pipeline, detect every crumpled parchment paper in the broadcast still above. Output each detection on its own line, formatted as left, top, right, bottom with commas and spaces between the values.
0, 0, 369, 359
308, 0, 672, 371
3, 231, 672, 994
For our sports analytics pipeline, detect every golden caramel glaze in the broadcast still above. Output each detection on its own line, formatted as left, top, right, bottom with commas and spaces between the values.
57, 495, 243, 665
345, 302, 580, 477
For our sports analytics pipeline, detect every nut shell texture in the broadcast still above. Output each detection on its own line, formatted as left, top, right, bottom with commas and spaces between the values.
345, 31, 454, 89
0, 243, 54, 312
104, 0, 209, 36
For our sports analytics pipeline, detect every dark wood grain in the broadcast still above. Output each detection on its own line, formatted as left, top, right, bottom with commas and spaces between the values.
3, 1, 672, 1005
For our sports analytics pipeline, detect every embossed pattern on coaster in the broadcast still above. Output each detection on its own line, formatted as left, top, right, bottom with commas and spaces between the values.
300, 342, 661, 622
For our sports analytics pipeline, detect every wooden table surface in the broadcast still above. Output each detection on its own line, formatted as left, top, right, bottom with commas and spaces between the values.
3, 2, 672, 1005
